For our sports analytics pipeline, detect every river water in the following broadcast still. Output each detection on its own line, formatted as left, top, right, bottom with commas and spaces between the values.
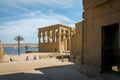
3, 47, 38, 55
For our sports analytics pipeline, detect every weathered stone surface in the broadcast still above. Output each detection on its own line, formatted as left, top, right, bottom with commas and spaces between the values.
38, 24, 75, 53
72, 0, 120, 75
81, 0, 120, 74
71, 22, 83, 57
61, 58, 69, 62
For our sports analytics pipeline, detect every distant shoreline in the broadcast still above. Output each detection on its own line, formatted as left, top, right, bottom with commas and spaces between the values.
3, 47, 38, 55
3, 43, 38, 48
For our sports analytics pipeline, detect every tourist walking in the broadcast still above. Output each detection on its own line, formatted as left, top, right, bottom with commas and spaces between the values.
26, 56, 29, 61
33, 55, 37, 60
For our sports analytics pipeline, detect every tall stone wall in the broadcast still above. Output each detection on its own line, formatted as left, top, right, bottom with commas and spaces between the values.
71, 22, 83, 62
82, 0, 120, 75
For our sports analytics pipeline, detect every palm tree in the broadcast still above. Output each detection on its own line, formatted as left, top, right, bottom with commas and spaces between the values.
14, 35, 24, 56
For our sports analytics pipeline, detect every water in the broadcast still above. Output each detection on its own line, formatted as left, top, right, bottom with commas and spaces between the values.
3, 47, 38, 55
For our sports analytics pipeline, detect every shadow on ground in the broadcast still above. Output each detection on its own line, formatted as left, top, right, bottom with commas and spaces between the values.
0, 63, 120, 80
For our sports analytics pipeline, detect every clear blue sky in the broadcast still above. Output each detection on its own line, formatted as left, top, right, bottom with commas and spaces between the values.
0, 0, 83, 44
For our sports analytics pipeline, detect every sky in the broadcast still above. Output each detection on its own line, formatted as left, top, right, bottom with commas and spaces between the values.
0, 0, 83, 44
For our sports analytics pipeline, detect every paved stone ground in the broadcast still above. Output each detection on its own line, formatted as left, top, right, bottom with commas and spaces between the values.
0, 66, 87, 80
0, 65, 120, 80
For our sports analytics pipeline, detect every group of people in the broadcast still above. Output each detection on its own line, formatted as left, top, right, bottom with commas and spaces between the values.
10, 55, 38, 62
26, 55, 37, 61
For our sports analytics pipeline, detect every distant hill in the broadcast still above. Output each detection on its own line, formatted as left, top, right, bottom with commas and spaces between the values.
3, 43, 38, 48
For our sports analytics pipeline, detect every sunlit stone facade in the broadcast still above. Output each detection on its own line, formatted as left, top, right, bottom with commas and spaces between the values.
80, 0, 120, 75
38, 24, 74, 53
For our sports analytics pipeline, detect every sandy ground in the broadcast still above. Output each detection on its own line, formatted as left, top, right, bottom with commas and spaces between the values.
0, 52, 72, 73
0, 53, 120, 80
1, 53, 54, 62
0, 60, 119, 80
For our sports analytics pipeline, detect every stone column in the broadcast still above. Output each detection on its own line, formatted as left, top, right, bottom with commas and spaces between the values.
58, 28, 61, 53
38, 32, 41, 51
0, 40, 3, 59
39, 32, 41, 43
47, 31, 50, 43
62, 30, 67, 51
43, 31, 45, 43
56, 31, 58, 42
63, 31, 66, 40
68, 31, 71, 51
52, 29, 55, 42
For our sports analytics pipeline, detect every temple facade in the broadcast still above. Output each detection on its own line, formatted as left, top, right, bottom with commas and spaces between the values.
79, 0, 120, 75
38, 24, 74, 53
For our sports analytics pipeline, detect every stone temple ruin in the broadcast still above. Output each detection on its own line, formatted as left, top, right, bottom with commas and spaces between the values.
71, 0, 120, 75
38, 0, 120, 75
38, 24, 75, 53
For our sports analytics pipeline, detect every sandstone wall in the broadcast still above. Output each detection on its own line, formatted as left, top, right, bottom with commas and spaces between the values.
71, 22, 83, 62
82, 0, 120, 75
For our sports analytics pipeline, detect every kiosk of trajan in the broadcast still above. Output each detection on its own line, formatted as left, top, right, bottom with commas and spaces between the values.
38, 24, 75, 53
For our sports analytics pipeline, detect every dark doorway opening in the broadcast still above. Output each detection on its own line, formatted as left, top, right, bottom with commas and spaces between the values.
101, 23, 119, 72
67, 39, 70, 51
55, 48, 57, 52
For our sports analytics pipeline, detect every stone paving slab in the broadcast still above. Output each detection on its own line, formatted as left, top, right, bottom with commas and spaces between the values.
0, 66, 120, 80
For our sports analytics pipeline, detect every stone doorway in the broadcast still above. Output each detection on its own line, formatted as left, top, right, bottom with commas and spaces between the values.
101, 23, 119, 72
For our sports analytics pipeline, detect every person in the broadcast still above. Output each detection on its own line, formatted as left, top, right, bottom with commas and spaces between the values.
10, 58, 13, 61
33, 55, 37, 60
26, 56, 29, 61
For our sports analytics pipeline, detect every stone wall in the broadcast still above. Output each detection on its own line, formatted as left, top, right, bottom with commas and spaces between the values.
71, 22, 83, 62
82, 0, 120, 75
